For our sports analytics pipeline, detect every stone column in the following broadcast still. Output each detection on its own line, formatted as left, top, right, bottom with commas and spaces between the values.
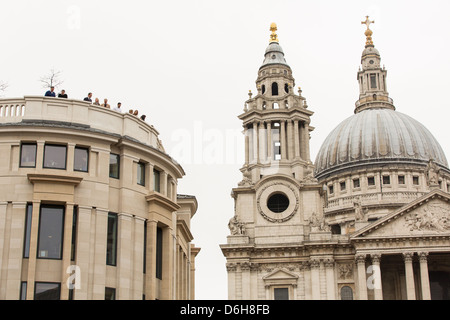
266, 121, 272, 162
324, 259, 336, 300
145, 219, 157, 300
117, 213, 133, 300
241, 262, 251, 299
253, 121, 259, 163
259, 121, 266, 163
355, 254, 368, 300
403, 252, 416, 300
280, 120, 287, 160
418, 252, 431, 300
92, 208, 108, 300
244, 128, 249, 166
60, 203, 74, 300
226, 263, 237, 300
74, 206, 92, 300
304, 122, 311, 161
287, 120, 294, 160
294, 120, 300, 159
5, 202, 26, 299
310, 258, 321, 300
370, 254, 383, 300
26, 200, 41, 300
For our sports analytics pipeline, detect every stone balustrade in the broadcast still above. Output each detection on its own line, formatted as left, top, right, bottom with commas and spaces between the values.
0, 96, 162, 151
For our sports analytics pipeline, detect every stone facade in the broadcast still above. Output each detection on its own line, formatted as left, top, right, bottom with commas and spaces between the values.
0, 96, 199, 300
221, 21, 450, 300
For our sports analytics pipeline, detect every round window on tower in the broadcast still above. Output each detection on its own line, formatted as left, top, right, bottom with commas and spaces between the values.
267, 193, 290, 213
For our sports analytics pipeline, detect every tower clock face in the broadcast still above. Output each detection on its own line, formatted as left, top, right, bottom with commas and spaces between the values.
256, 181, 299, 223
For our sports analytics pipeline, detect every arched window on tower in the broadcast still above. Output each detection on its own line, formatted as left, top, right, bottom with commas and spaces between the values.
284, 83, 289, 93
272, 82, 278, 96
262, 85, 266, 95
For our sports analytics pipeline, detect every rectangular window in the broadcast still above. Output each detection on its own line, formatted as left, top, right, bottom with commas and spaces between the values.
383, 175, 391, 184
20, 143, 37, 168
353, 178, 360, 188
413, 176, 420, 185
143, 221, 147, 274
328, 185, 334, 195
137, 162, 145, 186
105, 287, 116, 300
34, 282, 61, 300
74, 147, 89, 172
398, 175, 405, 184
340, 181, 346, 191
370, 74, 377, 89
37, 205, 65, 259
156, 227, 163, 280
23, 203, 33, 258
106, 213, 118, 266
109, 153, 120, 179
153, 169, 161, 192
368, 176, 375, 186
20, 282, 27, 300
71, 206, 78, 261
43, 144, 67, 169
274, 287, 289, 300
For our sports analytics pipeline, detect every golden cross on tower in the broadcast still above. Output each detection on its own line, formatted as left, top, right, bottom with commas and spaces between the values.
269, 22, 279, 43
361, 16, 375, 46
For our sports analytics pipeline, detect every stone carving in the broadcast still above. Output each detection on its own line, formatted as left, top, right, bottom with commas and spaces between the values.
354, 198, 368, 222
309, 212, 331, 232
404, 204, 450, 232
302, 166, 318, 184
425, 158, 440, 186
228, 215, 246, 235
338, 263, 353, 280
238, 168, 254, 187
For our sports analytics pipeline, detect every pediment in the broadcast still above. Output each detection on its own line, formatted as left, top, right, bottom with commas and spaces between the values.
352, 190, 450, 239
263, 268, 298, 281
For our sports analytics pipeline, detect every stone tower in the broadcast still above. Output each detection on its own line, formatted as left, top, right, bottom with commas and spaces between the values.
220, 24, 325, 300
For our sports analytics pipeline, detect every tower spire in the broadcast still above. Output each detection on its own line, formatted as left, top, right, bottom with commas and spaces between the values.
269, 22, 279, 43
361, 16, 375, 46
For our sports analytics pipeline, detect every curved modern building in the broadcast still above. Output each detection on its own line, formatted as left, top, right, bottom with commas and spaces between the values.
0, 96, 199, 300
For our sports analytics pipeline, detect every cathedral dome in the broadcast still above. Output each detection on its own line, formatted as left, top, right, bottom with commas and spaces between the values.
314, 108, 449, 179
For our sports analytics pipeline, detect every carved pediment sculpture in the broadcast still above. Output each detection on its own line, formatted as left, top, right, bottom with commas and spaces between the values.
404, 202, 450, 233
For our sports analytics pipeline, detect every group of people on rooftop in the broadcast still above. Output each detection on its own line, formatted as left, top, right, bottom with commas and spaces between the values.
44, 87, 146, 121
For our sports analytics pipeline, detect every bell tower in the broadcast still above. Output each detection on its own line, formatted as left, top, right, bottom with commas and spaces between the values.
221, 24, 325, 300
240, 23, 316, 184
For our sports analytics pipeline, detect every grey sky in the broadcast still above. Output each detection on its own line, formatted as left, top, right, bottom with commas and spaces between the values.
1, 0, 449, 300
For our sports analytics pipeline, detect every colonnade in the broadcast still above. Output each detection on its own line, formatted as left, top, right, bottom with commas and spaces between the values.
244, 119, 310, 165
355, 251, 432, 300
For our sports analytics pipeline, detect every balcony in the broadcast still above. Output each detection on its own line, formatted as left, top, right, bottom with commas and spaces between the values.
0, 96, 164, 151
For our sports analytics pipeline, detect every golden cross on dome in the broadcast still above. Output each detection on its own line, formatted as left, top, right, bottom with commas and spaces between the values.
269, 22, 279, 43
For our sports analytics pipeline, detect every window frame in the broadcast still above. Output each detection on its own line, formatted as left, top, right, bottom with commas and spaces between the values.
74, 146, 89, 172
153, 168, 161, 192
34, 282, 61, 300
106, 212, 118, 266
19, 143, 37, 168
109, 153, 120, 179
43, 144, 67, 170
23, 203, 33, 258
137, 162, 146, 186
37, 205, 65, 260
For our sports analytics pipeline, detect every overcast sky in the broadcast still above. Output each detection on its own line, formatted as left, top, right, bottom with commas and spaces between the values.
1, 0, 450, 300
